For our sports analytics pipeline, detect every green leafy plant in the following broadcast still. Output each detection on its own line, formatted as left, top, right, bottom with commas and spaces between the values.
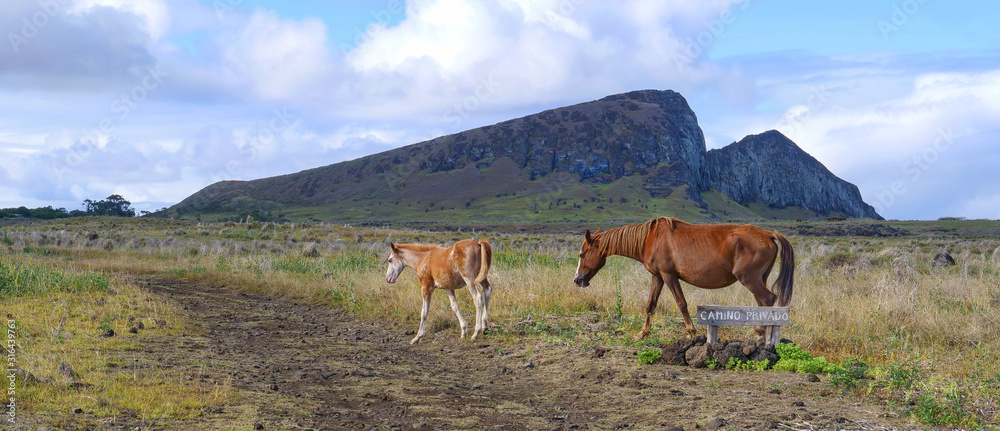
829, 358, 869, 390
97, 316, 114, 331
885, 359, 922, 390
909, 385, 972, 427
706, 358, 719, 370
725, 357, 741, 370
731, 358, 770, 371
636, 347, 662, 365
772, 343, 839, 374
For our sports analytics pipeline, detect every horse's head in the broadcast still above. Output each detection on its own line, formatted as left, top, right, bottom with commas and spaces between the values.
573, 228, 606, 287
385, 243, 406, 283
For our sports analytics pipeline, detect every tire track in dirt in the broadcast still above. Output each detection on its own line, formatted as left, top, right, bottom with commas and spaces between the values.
142, 278, 574, 430
137, 278, 912, 430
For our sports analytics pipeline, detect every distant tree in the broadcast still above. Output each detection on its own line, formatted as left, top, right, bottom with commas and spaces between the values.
83, 194, 136, 217
0, 205, 70, 219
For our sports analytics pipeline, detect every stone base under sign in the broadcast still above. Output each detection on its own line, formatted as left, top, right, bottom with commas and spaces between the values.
661, 336, 792, 369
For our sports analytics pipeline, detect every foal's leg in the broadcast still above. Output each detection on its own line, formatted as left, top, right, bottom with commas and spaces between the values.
411, 284, 434, 345
445, 289, 468, 338
480, 278, 492, 332
465, 280, 485, 340
639, 275, 665, 339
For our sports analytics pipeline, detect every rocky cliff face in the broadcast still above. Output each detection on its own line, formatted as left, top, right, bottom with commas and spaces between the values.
704, 130, 882, 219
422, 89, 708, 190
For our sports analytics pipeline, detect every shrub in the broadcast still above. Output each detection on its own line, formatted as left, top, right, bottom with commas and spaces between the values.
884, 359, 921, 390
772, 343, 839, 374
909, 385, 972, 427
636, 347, 662, 365
829, 359, 869, 390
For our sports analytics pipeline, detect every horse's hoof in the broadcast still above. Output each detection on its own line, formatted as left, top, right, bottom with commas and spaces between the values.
410, 338, 420, 345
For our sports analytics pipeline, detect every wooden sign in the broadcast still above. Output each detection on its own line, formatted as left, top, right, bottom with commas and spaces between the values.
696, 305, 790, 326
696, 305, 790, 346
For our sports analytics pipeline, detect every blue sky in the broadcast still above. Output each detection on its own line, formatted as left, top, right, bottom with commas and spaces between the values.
1, 0, 998, 219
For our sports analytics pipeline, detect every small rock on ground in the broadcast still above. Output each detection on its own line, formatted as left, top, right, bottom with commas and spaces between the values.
706, 417, 726, 430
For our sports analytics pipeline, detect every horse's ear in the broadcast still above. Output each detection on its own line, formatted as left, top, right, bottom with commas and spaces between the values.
389, 242, 399, 253
585, 229, 594, 244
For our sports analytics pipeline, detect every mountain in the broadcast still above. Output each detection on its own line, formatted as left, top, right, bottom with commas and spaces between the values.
704, 130, 881, 219
164, 90, 882, 223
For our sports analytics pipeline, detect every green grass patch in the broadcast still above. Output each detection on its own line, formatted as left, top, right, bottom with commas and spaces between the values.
772, 343, 838, 374
0, 255, 110, 297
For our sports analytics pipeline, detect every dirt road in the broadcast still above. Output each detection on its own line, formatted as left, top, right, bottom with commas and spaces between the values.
46, 278, 916, 430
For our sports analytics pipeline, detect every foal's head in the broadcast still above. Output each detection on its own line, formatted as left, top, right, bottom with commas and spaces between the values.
385, 243, 406, 284
573, 229, 606, 287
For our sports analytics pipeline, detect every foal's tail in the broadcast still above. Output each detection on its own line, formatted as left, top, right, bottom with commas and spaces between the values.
474, 240, 493, 284
771, 233, 795, 307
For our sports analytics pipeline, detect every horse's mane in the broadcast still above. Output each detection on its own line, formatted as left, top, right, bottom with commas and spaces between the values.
396, 243, 441, 252
595, 218, 660, 257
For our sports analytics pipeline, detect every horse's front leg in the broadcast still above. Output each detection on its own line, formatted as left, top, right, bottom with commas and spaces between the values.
411, 284, 434, 344
638, 275, 664, 339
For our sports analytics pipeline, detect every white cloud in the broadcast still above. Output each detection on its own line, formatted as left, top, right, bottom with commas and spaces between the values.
70, 0, 171, 41
953, 192, 1000, 220
339, 0, 751, 123
221, 9, 335, 101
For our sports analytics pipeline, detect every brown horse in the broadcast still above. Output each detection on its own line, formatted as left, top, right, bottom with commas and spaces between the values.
385, 239, 493, 344
573, 217, 794, 339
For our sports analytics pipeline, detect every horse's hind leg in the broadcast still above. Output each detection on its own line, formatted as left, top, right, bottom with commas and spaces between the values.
662, 274, 697, 338
411, 285, 433, 345
737, 273, 777, 339
445, 289, 468, 338
466, 280, 485, 340
480, 279, 492, 332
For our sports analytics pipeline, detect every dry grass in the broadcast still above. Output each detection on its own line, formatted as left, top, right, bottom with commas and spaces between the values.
3, 218, 1000, 426
1, 255, 231, 423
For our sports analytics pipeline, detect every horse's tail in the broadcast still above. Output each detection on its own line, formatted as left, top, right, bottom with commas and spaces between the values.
771, 232, 795, 307
474, 240, 492, 284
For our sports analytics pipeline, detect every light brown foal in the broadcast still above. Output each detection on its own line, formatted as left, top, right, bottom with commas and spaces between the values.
385, 239, 493, 344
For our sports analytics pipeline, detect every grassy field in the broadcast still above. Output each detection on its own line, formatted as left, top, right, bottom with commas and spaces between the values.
2, 216, 999, 427
0, 247, 230, 424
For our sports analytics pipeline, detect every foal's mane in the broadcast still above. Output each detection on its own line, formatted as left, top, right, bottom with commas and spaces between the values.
594, 218, 659, 257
